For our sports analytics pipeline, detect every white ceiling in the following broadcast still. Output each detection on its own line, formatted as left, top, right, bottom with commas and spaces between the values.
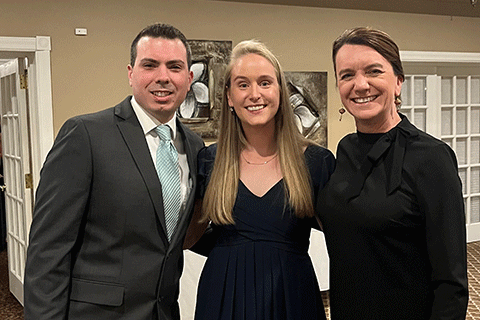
211, 0, 480, 18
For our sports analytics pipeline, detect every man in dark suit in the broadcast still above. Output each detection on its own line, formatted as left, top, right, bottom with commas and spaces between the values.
24, 23, 204, 320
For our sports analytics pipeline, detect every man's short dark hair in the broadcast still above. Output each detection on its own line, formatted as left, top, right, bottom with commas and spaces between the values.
130, 23, 192, 68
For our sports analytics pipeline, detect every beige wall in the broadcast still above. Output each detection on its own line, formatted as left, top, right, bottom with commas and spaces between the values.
1, 0, 480, 151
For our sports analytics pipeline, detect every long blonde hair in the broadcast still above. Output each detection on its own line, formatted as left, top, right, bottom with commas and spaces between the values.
202, 40, 314, 224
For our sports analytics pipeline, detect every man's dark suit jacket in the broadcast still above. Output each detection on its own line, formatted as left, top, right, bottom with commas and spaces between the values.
24, 96, 204, 320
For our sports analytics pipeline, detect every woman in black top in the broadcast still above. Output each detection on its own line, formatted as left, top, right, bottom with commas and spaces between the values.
317, 27, 468, 319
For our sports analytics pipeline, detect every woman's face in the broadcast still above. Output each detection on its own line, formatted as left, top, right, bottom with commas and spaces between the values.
227, 53, 280, 132
335, 44, 402, 131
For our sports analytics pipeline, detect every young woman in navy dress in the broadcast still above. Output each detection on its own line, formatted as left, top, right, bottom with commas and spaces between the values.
193, 40, 335, 320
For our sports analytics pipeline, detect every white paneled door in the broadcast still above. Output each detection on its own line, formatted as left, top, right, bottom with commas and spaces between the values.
439, 73, 480, 242
0, 58, 34, 305
402, 66, 480, 242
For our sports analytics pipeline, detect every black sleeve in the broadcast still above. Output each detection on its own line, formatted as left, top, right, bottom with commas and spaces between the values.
188, 223, 219, 256
196, 144, 217, 200
305, 144, 336, 231
190, 144, 219, 256
415, 143, 469, 319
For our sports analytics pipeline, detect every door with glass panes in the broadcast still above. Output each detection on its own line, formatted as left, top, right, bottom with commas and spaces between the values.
402, 66, 480, 242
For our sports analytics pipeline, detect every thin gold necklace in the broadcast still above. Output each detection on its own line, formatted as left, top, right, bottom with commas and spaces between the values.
241, 152, 278, 165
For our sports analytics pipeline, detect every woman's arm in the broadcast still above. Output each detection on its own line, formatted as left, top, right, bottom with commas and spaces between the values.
416, 143, 468, 319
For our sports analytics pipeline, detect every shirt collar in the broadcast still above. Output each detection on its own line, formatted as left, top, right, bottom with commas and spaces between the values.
346, 112, 420, 201
130, 96, 177, 140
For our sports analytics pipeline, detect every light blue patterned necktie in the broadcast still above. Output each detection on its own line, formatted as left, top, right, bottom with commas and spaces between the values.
155, 125, 181, 241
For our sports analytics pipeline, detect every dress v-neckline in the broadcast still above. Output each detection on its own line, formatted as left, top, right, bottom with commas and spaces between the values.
239, 178, 283, 198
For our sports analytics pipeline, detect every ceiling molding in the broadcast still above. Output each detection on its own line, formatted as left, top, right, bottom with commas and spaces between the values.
211, 0, 480, 18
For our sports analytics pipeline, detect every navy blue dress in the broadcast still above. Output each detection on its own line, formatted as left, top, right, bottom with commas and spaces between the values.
194, 144, 335, 320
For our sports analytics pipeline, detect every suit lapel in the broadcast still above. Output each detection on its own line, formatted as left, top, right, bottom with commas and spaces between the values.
114, 97, 169, 244
178, 119, 198, 187
168, 119, 198, 245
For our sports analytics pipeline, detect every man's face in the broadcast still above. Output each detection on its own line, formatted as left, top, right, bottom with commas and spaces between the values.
128, 36, 193, 123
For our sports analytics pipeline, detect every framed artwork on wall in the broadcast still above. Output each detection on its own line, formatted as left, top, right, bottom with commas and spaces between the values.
285, 71, 328, 147
178, 40, 232, 140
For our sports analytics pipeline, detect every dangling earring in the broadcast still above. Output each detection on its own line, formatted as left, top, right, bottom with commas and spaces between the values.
394, 96, 402, 107
339, 107, 346, 121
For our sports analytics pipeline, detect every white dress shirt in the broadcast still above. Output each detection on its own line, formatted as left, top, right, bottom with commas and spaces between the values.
130, 97, 191, 207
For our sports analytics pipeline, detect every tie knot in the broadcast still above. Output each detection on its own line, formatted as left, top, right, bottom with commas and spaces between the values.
155, 125, 172, 142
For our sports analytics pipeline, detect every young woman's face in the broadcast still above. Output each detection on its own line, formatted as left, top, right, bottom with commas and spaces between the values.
227, 53, 280, 132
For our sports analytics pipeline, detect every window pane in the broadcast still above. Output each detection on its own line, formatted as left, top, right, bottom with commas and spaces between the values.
3, 121, 10, 155
13, 160, 19, 197
402, 111, 412, 123
472, 138, 480, 164
472, 77, 480, 104
456, 107, 467, 135
443, 138, 453, 148
414, 109, 426, 132
456, 77, 468, 104
457, 138, 467, 165
1, 77, 13, 114
441, 107, 453, 135
402, 77, 411, 106
414, 77, 426, 106
473, 107, 480, 134
472, 197, 480, 223
459, 167, 467, 195
13, 117, 19, 158
472, 167, 480, 194
442, 77, 453, 105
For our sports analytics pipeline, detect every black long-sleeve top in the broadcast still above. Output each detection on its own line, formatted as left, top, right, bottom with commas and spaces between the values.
317, 114, 468, 319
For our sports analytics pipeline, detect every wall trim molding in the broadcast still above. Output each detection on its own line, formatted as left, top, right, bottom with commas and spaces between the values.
401, 50, 480, 64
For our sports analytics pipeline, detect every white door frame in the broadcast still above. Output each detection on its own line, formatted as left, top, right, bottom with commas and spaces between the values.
0, 36, 54, 201
401, 50, 480, 243
1, 58, 35, 305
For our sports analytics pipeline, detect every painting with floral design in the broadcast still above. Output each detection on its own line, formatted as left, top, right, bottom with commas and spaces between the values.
285, 71, 328, 147
178, 40, 232, 140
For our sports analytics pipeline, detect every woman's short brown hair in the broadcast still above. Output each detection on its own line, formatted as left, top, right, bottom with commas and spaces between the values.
332, 27, 404, 82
